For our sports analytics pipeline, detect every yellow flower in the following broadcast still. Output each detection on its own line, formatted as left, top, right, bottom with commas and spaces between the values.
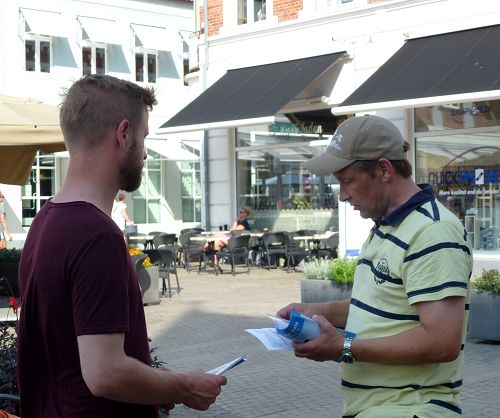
128, 246, 153, 268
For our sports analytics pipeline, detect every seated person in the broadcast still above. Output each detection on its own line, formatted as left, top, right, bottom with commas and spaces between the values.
209, 207, 252, 267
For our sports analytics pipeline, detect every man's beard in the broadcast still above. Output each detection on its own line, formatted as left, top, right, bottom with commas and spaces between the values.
118, 135, 143, 192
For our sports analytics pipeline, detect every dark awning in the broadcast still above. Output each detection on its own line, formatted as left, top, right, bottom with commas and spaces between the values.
159, 52, 348, 133
333, 24, 500, 115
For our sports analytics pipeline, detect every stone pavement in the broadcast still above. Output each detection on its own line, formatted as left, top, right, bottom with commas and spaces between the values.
144, 266, 500, 418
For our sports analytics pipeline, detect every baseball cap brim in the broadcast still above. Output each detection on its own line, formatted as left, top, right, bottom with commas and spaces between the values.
303, 152, 354, 175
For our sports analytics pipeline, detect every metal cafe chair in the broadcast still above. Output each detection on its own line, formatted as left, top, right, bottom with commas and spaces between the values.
145, 247, 181, 298
178, 232, 206, 273
261, 232, 289, 270
219, 234, 251, 276
152, 233, 177, 249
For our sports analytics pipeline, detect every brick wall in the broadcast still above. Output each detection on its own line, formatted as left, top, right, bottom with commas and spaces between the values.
199, 0, 223, 37
274, 0, 303, 23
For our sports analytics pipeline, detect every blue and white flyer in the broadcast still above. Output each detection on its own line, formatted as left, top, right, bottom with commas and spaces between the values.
245, 310, 320, 351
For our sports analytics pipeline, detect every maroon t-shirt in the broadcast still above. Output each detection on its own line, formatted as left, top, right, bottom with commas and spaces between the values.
17, 201, 157, 418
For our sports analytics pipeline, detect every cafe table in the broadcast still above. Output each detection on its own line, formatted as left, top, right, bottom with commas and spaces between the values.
293, 231, 338, 259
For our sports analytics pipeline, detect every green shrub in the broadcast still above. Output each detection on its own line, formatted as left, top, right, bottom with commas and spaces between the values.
330, 257, 357, 286
300, 257, 357, 285
471, 268, 500, 294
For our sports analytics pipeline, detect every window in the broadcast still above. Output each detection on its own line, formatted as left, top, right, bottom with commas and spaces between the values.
135, 50, 157, 84
181, 162, 201, 222
132, 149, 161, 223
24, 36, 51, 73
415, 100, 500, 251
237, 0, 269, 24
82, 45, 105, 75
21, 153, 55, 227
235, 111, 346, 231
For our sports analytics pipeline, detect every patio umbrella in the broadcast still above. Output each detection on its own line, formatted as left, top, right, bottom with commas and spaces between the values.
0, 94, 65, 185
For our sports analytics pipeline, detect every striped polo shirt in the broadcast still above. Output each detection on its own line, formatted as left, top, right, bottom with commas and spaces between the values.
342, 184, 472, 418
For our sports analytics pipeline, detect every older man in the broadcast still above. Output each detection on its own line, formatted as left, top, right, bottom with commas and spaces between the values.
278, 115, 472, 418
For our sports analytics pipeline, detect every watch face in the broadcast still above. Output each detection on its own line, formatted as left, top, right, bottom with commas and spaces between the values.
341, 353, 354, 363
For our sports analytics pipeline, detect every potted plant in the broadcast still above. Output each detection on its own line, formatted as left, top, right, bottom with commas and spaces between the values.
0, 248, 22, 298
300, 257, 357, 303
129, 247, 161, 305
468, 268, 500, 341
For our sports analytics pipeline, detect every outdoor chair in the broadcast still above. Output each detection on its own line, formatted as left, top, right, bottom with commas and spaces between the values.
179, 232, 206, 273
152, 233, 177, 249
261, 232, 289, 270
149, 231, 167, 236
317, 234, 339, 260
285, 232, 309, 271
219, 234, 251, 276
145, 247, 181, 297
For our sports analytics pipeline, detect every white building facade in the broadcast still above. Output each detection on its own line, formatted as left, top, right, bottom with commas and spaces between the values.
160, 0, 500, 275
0, 0, 205, 244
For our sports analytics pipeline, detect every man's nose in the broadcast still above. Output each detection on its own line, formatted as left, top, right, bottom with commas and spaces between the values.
338, 189, 349, 203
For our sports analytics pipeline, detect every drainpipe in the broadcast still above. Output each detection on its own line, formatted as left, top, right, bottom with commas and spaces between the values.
202, 0, 211, 230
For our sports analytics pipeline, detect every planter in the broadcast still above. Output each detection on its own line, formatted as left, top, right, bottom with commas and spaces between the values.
468, 289, 500, 341
0, 261, 19, 298
136, 265, 160, 306
301, 279, 352, 303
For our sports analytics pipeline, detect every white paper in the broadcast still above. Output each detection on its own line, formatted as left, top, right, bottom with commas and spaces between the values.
245, 328, 294, 351
206, 356, 247, 375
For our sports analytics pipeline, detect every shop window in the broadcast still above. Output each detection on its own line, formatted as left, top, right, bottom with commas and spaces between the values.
181, 161, 201, 222
21, 153, 55, 227
235, 110, 346, 232
135, 49, 157, 84
415, 119, 500, 251
237, 0, 270, 24
133, 150, 161, 223
24, 36, 51, 73
82, 44, 105, 76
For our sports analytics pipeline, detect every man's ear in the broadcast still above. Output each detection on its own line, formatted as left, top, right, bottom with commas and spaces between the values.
115, 119, 130, 149
378, 158, 394, 181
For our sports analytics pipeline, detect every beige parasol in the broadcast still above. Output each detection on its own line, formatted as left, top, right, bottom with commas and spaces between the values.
0, 94, 66, 185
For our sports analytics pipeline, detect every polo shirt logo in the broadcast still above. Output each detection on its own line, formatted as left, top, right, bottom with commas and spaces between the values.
374, 258, 389, 284
328, 132, 343, 151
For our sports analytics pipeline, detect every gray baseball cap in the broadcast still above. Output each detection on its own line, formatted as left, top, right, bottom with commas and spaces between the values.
303, 115, 407, 175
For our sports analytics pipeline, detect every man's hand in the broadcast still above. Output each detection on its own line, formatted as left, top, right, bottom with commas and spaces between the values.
276, 302, 320, 320
293, 315, 344, 362
179, 370, 227, 411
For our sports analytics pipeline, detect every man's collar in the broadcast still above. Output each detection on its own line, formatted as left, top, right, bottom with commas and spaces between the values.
375, 184, 434, 227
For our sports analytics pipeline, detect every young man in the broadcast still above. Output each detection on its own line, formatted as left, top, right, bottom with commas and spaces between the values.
278, 115, 472, 418
17, 75, 226, 418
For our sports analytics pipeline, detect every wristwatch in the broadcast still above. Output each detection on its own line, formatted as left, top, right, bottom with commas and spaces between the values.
341, 336, 355, 363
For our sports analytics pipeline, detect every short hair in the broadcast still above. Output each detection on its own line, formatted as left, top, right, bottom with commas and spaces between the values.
350, 141, 412, 178
117, 193, 126, 201
60, 74, 157, 150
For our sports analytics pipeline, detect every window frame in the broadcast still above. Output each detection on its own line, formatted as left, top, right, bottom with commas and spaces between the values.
135, 47, 158, 84
21, 152, 56, 227
132, 150, 162, 224
81, 41, 107, 76
24, 34, 52, 73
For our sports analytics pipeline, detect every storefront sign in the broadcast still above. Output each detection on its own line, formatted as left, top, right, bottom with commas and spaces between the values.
428, 167, 500, 186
